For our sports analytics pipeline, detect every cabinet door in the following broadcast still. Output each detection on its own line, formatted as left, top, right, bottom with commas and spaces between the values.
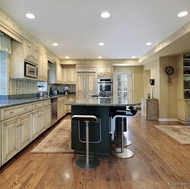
76, 74, 84, 93
20, 113, 31, 150
2, 117, 19, 164
31, 110, 41, 140
98, 65, 113, 75
56, 63, 63, 84
86, 74, 97, 94
46, 105, 52, 128
38, 52, 48, 81
40, 107, 47, 132
67, 95, 75, 112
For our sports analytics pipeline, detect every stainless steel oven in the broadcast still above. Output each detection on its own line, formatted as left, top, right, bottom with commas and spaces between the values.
97, 78, 113, 95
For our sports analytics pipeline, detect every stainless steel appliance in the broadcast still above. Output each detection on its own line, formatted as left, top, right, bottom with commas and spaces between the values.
97, 78, 113, 95
51, 97, 58, 125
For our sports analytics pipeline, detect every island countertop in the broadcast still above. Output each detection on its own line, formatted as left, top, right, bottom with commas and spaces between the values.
67, 97, 141, 107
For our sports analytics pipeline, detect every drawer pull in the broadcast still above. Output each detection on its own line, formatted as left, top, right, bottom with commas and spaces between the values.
10, 111, 14, 114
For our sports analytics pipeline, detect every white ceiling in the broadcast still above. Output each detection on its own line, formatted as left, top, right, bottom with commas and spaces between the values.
0, 0, 190, 60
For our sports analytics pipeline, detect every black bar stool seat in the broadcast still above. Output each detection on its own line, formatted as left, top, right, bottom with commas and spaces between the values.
111, 107, 137, 158
72, 115, 100, 170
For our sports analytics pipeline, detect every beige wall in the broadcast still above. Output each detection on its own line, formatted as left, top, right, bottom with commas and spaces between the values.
143, 56, 179, 120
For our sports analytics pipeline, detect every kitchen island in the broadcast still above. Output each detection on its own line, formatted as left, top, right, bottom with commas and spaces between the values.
67, 98, 140, 158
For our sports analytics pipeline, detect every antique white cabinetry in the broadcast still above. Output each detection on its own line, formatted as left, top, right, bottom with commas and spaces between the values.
31, 100, 51, 140
141, 98, 159, 120
76, 73, 97, 100
1, 104, 31, 164
97, 65, 113, 75
48, 62, 63, 84
176, 53, 190, 124
56, 63, 63, 84
24, 41, 39, 64
38, 51, 48, 81
67, 94, 75, 113
177, 100, 190, 124
62, 65, 76, 84
57, 96, 67, 120
10, 40, 39, 79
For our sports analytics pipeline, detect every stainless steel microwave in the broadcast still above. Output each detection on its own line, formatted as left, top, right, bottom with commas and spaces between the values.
24, 61, 38, 78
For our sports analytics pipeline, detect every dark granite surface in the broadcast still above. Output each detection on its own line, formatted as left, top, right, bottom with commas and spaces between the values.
0, 93, 75, 109
66, 97, 141, 107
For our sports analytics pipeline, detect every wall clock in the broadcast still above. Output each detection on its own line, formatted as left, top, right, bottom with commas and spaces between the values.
165, 66, 174, 75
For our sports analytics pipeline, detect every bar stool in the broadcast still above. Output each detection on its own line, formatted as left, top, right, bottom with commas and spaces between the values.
72, 115, 100, 170
111, 107, 137, 158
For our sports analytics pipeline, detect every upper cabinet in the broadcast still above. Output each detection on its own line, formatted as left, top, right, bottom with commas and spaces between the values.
183, 53, 190, 99
24, 41, 39, 65
38, 51, 48, 81
49, 62, 63, 84
62, 65, 76, 84
97, 65, 113, 75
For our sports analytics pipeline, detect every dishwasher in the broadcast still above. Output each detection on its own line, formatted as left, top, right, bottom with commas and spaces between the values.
51, 97, 58, 125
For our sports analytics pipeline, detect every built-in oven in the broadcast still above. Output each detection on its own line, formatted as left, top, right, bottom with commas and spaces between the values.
97, 78, 113, 95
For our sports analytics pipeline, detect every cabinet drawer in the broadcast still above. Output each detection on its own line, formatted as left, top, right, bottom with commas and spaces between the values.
31, 100, 50, 110
1, 104, 30, 121
58, 97, 66, 102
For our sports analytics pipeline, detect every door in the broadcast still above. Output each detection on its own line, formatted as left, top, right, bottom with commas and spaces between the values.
113, 70, 133, 103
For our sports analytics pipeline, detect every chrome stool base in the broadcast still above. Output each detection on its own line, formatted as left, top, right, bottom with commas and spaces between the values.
112, 148, 134, 159
76, 157, 100, 170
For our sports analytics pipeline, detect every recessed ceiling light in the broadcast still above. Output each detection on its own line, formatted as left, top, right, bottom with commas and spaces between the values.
98, 56, 102, 59
99, 42, 104, 46
101, 12, 110, 18
131, 56, 136, 58
146, 42, 152, 46
26, 13, 35, 19
52, 43, 58, 46
65, 56, 70, 59
178, 11, 188, 17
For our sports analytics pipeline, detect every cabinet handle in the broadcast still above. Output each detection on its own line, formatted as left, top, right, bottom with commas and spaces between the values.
10, 111, 14, 114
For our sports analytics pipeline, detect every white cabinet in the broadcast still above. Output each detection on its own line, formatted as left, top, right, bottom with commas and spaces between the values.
2, 112, 31, 164
31, 100, 51, 140
24, 41, 39, 64
57, 96, 67, 120
76, 73, 97, 99
49, 62, 63, 84
177, 100, 190, 124
62, 65, 76, 84
56, 63, 63, 84
67, 94, 75, 113
97, 65, 113, 75
38, 51, 48, 81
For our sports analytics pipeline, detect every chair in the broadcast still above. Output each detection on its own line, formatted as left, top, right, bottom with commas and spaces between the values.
72, 115, 100, 170
111, 106, 137, 158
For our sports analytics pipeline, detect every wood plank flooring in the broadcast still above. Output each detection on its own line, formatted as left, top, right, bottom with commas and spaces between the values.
0, 113, 190, 189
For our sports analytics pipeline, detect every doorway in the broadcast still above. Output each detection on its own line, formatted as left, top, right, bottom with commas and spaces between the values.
113, 69, 133, 103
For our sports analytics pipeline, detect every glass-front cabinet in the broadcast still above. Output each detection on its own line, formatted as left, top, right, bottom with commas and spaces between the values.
183, 53, 190, 99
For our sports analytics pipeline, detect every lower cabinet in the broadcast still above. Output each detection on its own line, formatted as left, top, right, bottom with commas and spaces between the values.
57, 96, 67, 120
31, 100, 51, 140
67, 94, 75, 113
2, 112, 31, 164
177, 100, 190, 124
1, 99, 51, 166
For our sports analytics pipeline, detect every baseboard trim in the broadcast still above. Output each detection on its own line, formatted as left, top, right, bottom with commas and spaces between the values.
158, 118, 178, 122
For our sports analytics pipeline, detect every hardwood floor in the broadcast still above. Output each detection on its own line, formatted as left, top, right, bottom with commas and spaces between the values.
0, 113, 190, 189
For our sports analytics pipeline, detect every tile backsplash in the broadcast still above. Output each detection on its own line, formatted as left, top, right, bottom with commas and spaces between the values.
9, 79, 38, 95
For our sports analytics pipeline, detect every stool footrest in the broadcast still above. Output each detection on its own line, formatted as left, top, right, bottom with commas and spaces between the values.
112, 148, 134, 159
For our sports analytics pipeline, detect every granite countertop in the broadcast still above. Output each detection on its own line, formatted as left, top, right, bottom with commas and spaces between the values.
66, 97, 141, 107
0, 93, 75, 109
